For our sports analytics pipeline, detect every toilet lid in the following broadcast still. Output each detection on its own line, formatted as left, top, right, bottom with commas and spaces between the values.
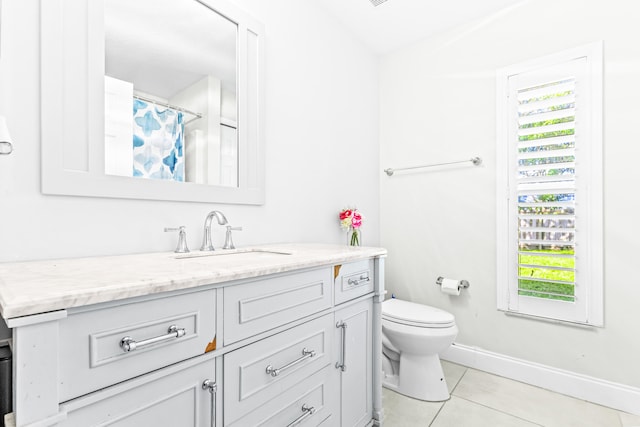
382, 298, 455, 327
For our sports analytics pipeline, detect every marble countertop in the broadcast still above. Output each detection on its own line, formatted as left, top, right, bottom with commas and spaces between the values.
0, 243, 386, 319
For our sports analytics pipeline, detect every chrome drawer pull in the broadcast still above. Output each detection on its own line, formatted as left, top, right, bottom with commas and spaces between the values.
335, 321, 347, 372
347, 274, 370, 286
265, 348, 316, 377
119, 325, 186, 352
202, 379, 217, 427
286, 404, 316, 427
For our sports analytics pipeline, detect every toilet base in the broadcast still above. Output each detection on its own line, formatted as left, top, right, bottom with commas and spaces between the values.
382, 352, 450, 402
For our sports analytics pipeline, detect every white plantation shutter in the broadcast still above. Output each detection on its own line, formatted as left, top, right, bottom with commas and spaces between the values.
496, 43, 603, 325
516, 75, 577, 303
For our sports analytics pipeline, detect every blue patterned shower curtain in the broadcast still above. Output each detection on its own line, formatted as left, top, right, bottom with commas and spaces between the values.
132, 99, 185, 181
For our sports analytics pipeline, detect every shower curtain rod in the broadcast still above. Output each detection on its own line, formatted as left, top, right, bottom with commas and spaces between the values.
383, 156, 482, 176
133, 94, 203, 123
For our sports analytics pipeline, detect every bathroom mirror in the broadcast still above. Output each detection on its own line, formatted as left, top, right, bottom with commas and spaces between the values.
41, 0, 265, 204
104, 0, 239, 187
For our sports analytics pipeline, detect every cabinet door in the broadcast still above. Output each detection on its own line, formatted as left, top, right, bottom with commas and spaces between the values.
59, 356, 218, 427
335, 298, 373, 427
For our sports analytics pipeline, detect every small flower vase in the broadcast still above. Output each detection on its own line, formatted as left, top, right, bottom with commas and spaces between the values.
348, 227, 361, 246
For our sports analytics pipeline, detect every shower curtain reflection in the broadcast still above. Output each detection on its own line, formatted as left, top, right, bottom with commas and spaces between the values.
132, 99, 184, 181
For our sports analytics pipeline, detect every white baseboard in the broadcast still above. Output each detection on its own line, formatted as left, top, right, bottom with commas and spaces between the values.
441, 342, 640, 416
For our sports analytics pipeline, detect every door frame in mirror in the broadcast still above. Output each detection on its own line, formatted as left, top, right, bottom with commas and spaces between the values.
41, 0, 265, 205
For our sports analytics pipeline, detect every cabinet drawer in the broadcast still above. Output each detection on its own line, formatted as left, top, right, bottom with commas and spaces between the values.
59, 355, 217, 427
223, 267, 332, 344
334, 260, 374, 305
224, 313, 334, 424
225, 365, 338, 427
58, 288, 216, 401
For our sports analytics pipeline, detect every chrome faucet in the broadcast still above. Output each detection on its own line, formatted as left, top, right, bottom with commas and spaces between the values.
201, 211, 228, 251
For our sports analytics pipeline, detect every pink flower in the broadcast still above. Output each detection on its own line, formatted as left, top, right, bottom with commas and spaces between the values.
351, 213, 362, 228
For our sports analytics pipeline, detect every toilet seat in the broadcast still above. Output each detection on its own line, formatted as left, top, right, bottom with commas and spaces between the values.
382, 299, 455, 328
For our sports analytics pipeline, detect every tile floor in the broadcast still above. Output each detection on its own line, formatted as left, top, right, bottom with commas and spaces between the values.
382, 361, 640, 427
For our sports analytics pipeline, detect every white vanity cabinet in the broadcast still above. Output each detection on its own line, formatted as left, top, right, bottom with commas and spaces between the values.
0, 245, 385, 427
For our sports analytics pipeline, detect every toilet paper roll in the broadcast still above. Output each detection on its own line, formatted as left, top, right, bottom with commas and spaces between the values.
441, 278, 461, 296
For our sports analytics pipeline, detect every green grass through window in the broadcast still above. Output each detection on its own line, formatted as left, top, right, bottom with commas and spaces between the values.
518, 248, 575, 302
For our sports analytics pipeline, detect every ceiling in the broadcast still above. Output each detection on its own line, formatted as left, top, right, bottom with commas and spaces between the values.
316, 0, 524, 55
105, 0, 237, 100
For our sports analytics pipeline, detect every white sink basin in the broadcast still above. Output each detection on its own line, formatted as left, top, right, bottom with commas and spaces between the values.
174, 248, 292, 260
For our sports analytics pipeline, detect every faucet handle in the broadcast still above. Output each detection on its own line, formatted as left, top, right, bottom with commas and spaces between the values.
165, 226, 190, 253
223, 226, 242, 250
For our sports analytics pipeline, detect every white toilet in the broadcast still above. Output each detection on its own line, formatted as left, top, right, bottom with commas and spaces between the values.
381, 298, 458, 401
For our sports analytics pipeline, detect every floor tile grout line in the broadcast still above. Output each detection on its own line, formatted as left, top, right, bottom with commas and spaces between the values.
451, 366, 545, 426
449, 365, 468, 395
428, 399, 448, 427
443, 364, 546, 426
452, 394, 547, 427
428, 366, 467, 426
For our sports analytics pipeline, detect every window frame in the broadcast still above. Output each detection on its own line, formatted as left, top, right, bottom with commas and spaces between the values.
496, 42, 604, 326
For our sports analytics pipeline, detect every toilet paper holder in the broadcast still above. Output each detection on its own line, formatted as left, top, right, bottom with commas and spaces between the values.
436, 276, 470, 289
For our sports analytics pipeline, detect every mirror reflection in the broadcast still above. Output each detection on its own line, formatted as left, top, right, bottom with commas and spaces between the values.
104, 0, 238, 187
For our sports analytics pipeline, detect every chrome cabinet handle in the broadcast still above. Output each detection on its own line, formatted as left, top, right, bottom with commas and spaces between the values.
119, 325, 186, 352
335, 321, 347, 372
265, 348, 316, 377
347, 274, 370, 286
202, 379, 217, 427
286, 404, 316, 427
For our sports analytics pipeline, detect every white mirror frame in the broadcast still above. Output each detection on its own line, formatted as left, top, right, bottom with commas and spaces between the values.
41, 0, 265, 204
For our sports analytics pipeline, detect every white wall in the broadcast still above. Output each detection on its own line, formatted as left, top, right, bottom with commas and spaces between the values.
0, 0, 380, 262
380, 0, 640, 388
6, 0, 636, 396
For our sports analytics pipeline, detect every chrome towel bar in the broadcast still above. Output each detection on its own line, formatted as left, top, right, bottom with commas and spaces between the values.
384, 156, 482, 176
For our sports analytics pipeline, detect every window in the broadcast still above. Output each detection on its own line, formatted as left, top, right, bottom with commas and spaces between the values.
496, 42, 603, 325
